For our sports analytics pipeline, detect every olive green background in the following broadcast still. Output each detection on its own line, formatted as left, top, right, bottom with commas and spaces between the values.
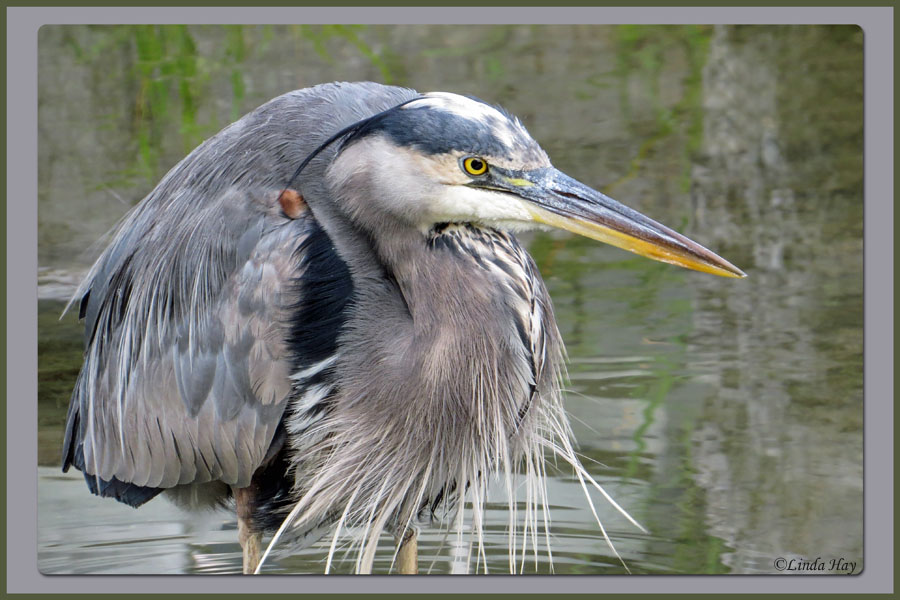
7, 4, 889, 596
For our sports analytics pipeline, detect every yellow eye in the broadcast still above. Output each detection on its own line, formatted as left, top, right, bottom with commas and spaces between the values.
462, 156, 488, 176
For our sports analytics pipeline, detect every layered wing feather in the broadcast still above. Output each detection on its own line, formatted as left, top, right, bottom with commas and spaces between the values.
61, 82, 422, 507
63, 185, 313, 504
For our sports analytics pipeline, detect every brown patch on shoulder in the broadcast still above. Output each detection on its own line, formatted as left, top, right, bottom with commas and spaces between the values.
278, 189, 306, 219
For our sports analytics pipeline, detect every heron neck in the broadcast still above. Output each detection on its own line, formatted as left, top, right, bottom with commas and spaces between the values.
330, 221, 538, 437
370, 223, 526, 340
322, 215, 533, 370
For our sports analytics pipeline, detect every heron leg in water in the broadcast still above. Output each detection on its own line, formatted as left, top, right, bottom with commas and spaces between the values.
396, 528, 418, 574
234, 486, 262, 574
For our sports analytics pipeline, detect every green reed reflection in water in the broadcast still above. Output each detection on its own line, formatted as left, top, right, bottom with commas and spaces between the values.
37, 24, 862, 575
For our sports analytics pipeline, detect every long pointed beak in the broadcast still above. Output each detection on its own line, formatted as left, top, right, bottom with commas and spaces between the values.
495, 168, 746, 278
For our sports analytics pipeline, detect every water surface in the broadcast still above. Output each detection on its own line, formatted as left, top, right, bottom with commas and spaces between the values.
37, 24, 863, 575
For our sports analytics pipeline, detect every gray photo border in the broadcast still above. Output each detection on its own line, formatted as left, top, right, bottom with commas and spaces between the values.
8, 5, 892, 595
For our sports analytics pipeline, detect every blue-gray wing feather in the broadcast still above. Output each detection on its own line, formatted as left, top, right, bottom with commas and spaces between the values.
61, 81, 419, 504
63, 188, 312, 495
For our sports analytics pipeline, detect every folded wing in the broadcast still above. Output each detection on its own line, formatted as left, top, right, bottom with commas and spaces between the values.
62, 184, 313, 506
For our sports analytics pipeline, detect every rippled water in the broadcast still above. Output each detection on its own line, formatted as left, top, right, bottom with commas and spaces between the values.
37, 25, 863, 575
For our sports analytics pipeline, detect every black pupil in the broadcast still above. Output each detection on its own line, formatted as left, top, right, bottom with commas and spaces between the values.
470, 159, 484, 171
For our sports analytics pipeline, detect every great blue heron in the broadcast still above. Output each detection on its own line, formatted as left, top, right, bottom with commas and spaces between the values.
61, 81, 744, 575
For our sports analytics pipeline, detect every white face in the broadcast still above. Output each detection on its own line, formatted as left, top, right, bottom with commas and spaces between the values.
326, 94, 552, 234
327, 135, 544, 234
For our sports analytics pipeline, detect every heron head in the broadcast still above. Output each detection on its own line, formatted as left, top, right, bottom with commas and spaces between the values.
325, 91, 745, 278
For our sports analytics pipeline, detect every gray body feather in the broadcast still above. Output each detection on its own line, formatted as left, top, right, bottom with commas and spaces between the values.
64, 83, 416, 492
63, 82, 637, 573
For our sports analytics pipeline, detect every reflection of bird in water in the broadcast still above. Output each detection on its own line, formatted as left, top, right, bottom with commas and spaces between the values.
62, 82, 744, 574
